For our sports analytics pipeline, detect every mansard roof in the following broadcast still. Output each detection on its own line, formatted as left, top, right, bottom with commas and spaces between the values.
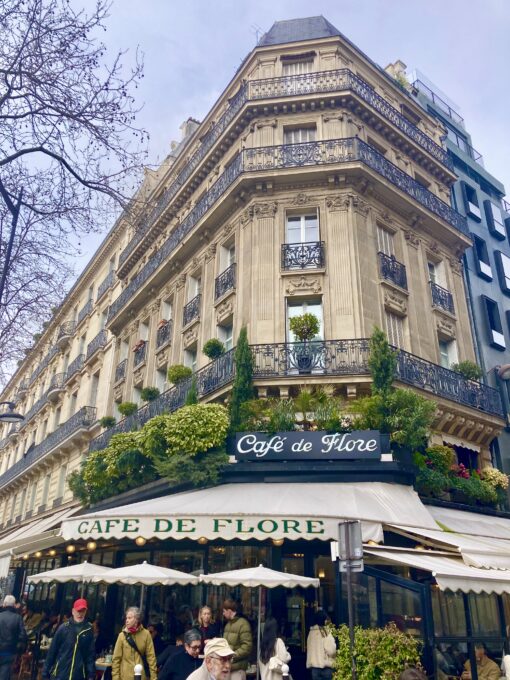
258, 16, 341, 46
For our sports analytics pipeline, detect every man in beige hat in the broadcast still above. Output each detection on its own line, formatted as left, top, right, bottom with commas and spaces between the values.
187, 638, 235, 680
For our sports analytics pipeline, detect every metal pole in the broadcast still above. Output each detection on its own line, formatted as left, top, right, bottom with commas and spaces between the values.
345, 528, 357, 680
256, 585, 262, 680
0, 187, 23, 306
139, 584, 145, 615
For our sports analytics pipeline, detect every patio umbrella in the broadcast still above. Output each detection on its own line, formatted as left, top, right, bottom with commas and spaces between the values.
90, 560, 199, 610
199, 565, 319, 680
27, 560, 114, 595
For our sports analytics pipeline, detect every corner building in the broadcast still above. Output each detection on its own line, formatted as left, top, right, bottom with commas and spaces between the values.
2, 16, 510, 680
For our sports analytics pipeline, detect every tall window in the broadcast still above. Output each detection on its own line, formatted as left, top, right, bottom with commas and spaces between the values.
283, 126, 316, 144
485, 200, 506, 240
461, 182, 481, 221
482, 296, 506, 350
384, 311, 404, 349
377, 226, 395, 257
28, 480, 38, 514
286, 212, 319, 244
218, 323, 234, 352
90, 371, 100, 406
184, 348, 197, 372
428, 260, 446, 287
220, 243, 235, 272
472, 234, 492, 280
438, 339, 458, 368
161, 299, 173, 321
286, 299, 323, 342
495, 251, 510, 294
41, 472, 51, 508
56, 464, 68, 500
187, 275, 201, 301
282, 60, 313, 76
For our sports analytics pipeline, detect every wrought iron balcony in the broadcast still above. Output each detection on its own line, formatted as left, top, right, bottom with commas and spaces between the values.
156, 320, 173, 348
133, 341, 147, 367
281, 242, 325, 270
430, 281, 455, 314
86, 329, 108, 360
96, 271, 115, 301
66, 354, 85, 382
29, 343, 59, 385
0, 406, 97, 489
57, 320, 75, 348
77, 299, 93, 325
117, 69, 451, 278
115, 358, 127, 383
183, 294, 201, 326
378, 252, 408, 289
47, 373, 66, 401
215, 263, 236, 300
107, 138, 466, 324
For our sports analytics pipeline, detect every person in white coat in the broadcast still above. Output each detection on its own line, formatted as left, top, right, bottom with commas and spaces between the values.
306, 611, 336, 680
258, 618, 291, 680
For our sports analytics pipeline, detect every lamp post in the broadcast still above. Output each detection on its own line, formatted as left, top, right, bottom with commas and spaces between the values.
0, 401, 24, 424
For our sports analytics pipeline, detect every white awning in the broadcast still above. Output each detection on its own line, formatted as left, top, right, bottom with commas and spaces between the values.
61, 482, 437, 544
428, 506, 510, 541
365, 547, 510, 594
388, 524, 510, 570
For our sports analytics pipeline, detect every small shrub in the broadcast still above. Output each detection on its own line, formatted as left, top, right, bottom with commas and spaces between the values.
424, 445, 455, 475
415, 468, 450, 498
481, 466, 510, 490
450, 476, 498, 506
289, 313, 320, 342
450, 360, 483, 381
203, 338, 225, 359
167, 364, 192, 385
140, 386, 160, 402
99, 416, 116, 429
267, 399, 296, 434
229, 327, 254, 433
117, 401, 138, 417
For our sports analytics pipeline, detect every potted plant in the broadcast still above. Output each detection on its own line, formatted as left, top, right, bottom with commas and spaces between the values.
99, 416, 116, 429
140, 386, 160, 402
289, 313, 320, 373
117, 401, 138, 417
167, 364, 192, 385
450, 360, 483, 381
203, 338, 225, 360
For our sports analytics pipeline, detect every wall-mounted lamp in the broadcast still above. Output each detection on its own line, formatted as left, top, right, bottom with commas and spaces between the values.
197, 537, 208, 545
272, 538, 284, 547
318, 569, 326, 579
86, 541, 97, 551
34, 551, 42, 559
48, 549, 56, 557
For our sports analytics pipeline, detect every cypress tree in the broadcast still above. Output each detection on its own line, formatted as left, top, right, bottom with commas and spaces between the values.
368, 326, 397, 396
229, 326, 254, 433
185, 375, 198, 405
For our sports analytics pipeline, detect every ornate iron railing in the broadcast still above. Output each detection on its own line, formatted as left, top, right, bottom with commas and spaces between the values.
66, 354, 85, 381
58, 320, 75, 341
108, 138, 466, 324
77, 299, 93, 325
156, 320, 173, 348
183, 294, 201, 326
96, 271, 115, 301
86, 329, 108, 360
16, 380, 28, 398
115, 359, 127, 383
281, 242, 325, 270
133, 341, 147, 367
29, 343, 59, 385
378, 252, 408, 289
430, 281, 455, 314
214, 263, 236, 300
48, 373, 66, 392
0, 407, 97, 489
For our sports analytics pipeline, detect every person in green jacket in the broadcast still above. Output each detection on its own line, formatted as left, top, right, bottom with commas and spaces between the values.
222, 599, 253, 680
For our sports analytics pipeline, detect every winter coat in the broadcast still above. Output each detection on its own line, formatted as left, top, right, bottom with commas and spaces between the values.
259, 638, 291, 680
223, 616, 253, 671
197, 622, 220, 652
159, 649, 201, 680
306, 626, 336, 669
112, 626, 157, 680
0, 607, 27, 663
42, 620, 95, 680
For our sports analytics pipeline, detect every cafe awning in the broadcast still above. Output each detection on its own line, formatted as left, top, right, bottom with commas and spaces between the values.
61, 482, 438, 544
429, 505, 510, 541
365, 547, 510, 594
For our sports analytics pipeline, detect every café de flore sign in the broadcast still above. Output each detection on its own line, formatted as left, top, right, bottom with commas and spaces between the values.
234, 430, 381, 461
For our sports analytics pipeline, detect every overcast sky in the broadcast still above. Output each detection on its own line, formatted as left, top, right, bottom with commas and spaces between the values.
76, 0, 510, 265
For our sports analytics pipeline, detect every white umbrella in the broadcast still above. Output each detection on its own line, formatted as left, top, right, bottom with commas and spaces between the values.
27, 560, 114, 595
200, 565, 319, 680
90, 560, 199, 610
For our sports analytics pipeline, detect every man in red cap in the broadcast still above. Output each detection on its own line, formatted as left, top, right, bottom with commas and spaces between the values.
43, 598, 95, 680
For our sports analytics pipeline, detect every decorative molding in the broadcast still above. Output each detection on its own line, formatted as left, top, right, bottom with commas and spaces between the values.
403, 229, 420, 249
350, 193, 370, 217
326, 194, 350, 212
175, 274, 186, 291
113, 383, 124, 403
240, 206, 254, 227
155, 348, 170, 369
133, 365, 145, 387
252, 201, 277, 218
435, 313, 456, 340
253, 118, 278, 130
292, 192, 312, 206
205, 243, 217, 262
383, 290, 407, 317
222, 222, 236, 239
183, 325, 199, 348
449, 256, 463, 276
285, 275, 323, 296
216, 298, 234, 324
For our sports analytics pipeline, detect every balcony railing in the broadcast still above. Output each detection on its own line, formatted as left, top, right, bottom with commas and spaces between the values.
281, 242, 325, 270
117, 69, 452, 276
29, 343, 59, 385
96, 271, 115, 301
66, 354, 85, 381
430, 281, 455, 314
89, 339, 503, 454
115, 358, 127, 383
86, 329, 108, 360
77, 299, 93, 325
215, 264, 236, 300
183, 294, 201, 326
156, 320, 173, 348
108, 138, 466, 324
378, 252, 408, 289
412, 78, 464, 126
133, 341, 147, 367
48, 373, 66, 392
0, 407, 97, 489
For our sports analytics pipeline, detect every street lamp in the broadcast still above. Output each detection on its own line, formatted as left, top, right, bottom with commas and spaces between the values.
496, 364, 510, 381
0, 401, 24, 423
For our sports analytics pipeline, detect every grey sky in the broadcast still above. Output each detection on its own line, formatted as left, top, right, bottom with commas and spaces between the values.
75, 0, 510, 265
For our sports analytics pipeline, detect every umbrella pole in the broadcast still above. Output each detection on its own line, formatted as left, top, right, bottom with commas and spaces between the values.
256, 586, 262, 680
80, 580, 85, 597
140, 584, 145, 616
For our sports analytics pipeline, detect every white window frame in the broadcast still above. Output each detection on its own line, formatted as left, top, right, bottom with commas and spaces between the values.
218, 323, 234, 352
184, 348, 197, 373
438, 339, 458, 368
377, 226, 395, 257
282, 60, 313, 76
384, 311, 405, 349
220, 243, 236, 272
283, 127, 316, 144
286, 212, 319, 245
286, 299, 323, 342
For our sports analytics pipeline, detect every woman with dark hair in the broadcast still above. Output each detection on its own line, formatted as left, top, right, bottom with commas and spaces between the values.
306, 611, 336, 680
258, 617, 291, 680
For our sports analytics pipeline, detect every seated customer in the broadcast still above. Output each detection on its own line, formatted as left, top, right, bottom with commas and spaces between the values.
159, 629, 202, 680
461, 643, 500, 680
148, 623, 166, 657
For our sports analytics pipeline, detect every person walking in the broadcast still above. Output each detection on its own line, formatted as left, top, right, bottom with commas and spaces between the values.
258, 618, 291, 680
187, 638, 235, 680
306, 611, 336, 680
222, 599, 253, 680
0, 595, 27, 680
112, 607, 157, 680
42, 598, 95, 680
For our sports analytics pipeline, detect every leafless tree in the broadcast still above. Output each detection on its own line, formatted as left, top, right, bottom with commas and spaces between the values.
0, 0, 148, 386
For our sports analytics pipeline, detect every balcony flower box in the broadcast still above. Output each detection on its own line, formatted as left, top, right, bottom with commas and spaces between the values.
132, 339, 146, 352
157, 319, 168, 329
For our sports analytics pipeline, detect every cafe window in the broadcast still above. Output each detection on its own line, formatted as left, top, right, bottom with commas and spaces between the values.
468, 592, 501, 637
431, 587, 467, 637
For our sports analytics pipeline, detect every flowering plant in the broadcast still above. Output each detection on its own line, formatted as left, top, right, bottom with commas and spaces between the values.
132, 339, 146, 351
481, 467, 510, 490
157, 319, 168, 328
450, 463, 470, 479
